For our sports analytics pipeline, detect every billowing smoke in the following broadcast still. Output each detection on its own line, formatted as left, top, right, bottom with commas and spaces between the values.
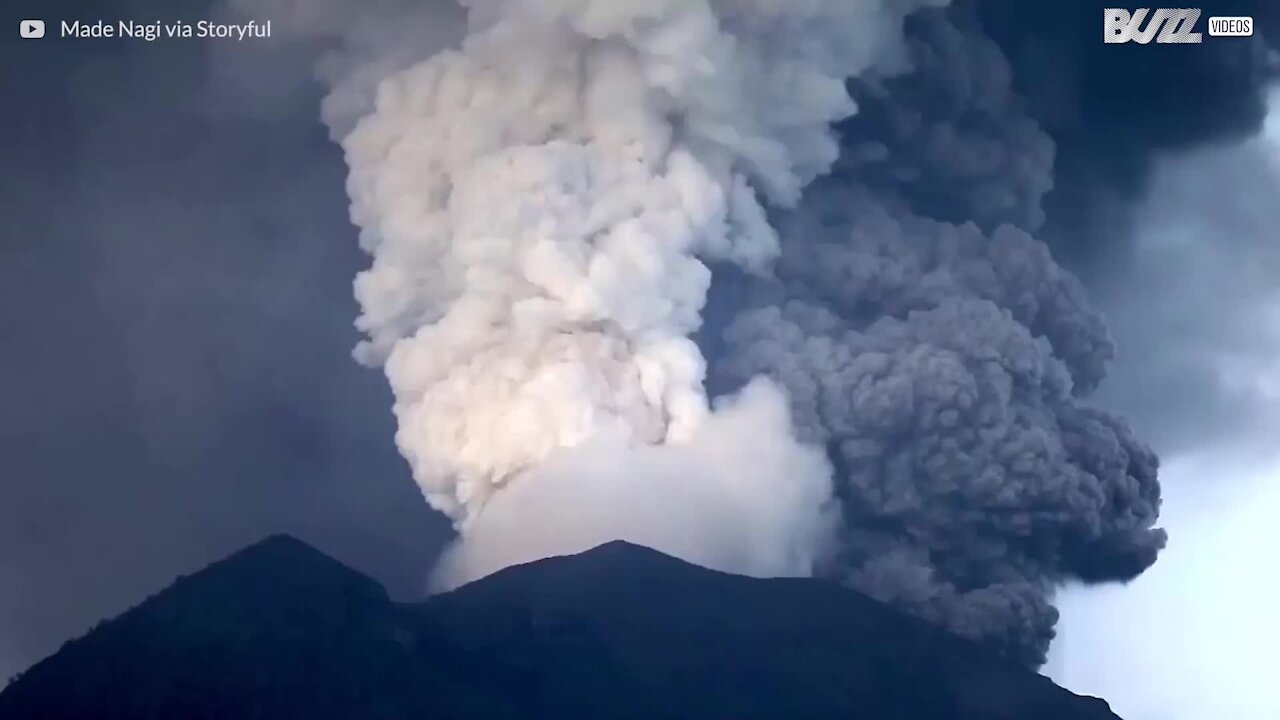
432, 377, 838, 588
258, 0, 947, 590
707, 6, 1166, 667
715, 187, 1163, 666
228, 0, 1277, 667
733, 0, 1270, 665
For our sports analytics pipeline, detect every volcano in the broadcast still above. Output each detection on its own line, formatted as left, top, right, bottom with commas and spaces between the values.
0, 536, 1119, 719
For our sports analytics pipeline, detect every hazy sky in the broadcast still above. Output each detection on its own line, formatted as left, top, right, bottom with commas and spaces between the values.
1048, 104, 1280, 720
0, 1, 453, 682
1052, 452, 1280, 720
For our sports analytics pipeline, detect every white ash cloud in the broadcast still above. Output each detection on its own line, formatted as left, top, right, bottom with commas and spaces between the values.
230, 0, 944, 586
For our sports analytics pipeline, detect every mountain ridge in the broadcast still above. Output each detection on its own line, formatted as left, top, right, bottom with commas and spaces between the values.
0, 535, 1121, 720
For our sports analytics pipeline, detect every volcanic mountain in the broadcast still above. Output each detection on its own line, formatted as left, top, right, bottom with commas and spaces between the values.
0, 536, 1120, 719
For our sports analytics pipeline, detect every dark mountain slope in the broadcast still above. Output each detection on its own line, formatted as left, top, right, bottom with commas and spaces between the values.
0, 536, 1120, 720
0, 535, 417, 719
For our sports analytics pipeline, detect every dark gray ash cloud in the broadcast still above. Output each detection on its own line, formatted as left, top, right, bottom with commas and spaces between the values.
705, 0, 1276, 666
715, 184, 1163, 667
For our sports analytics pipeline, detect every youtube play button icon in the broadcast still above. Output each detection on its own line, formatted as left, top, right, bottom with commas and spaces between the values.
20, 19, 45, 39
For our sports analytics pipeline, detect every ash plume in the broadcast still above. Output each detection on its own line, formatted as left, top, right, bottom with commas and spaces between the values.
232, 0, 949, 589
710, 0, 1273, 665
228, 0, 1278, 667
715, 186, 1163, 666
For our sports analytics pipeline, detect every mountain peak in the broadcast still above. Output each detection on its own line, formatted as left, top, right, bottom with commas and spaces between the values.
588, 538, 657, 554
161, 533, 387, 608
211, 532, 349, 571
241, 532, 316, 554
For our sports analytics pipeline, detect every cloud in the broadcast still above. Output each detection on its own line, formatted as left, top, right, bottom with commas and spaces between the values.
1090, 116, 1280, 453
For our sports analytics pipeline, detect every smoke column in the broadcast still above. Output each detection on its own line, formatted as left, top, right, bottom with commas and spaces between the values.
224, 0, 1280, 667
251, 0, 947, 591
710, 6, 1171, 666
740, 1, 1271, 665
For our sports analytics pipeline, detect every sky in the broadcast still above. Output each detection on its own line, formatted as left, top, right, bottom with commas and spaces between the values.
0, 0, 454, 681
1, 2, 1278, 719
1051, 451, 1280, 720
1047, 106, 1280, 720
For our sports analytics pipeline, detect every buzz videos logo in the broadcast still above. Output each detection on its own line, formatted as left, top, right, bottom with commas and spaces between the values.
1104, 8, 1254, 44
1105, 8, 1203, 43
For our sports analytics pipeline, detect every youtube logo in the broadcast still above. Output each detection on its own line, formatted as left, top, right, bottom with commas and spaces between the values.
20, 19, 45, 39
